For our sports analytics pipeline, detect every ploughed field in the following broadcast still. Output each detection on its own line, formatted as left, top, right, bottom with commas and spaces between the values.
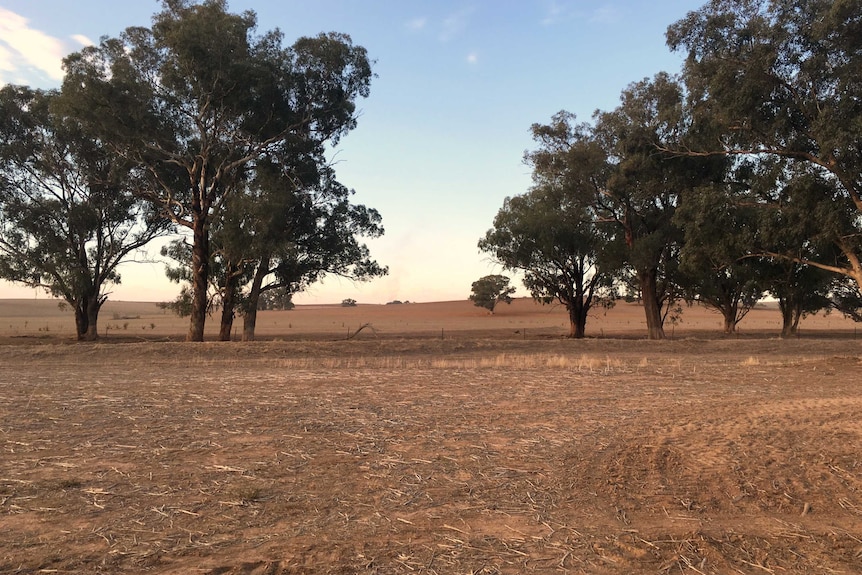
1, 299, 861, 573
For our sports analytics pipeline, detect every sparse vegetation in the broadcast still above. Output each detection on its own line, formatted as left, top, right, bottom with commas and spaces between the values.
1, 332, 859, 574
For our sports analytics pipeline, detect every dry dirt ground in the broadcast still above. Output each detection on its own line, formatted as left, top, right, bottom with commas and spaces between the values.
1, 300, 861, 574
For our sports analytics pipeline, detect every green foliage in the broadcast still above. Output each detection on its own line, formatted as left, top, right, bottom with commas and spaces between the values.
249, 163, 387, 297
515, 76, 725, 339
157, 286, 195, 318
222, 159, 387, 340
674, 181, 765, 333
667, 0, 862, 290
58, 1, 377, 340
258, 288, 295, 311
749, 166, 853, 334
469, 275, 516, 314
0, 85, 168, 340
480, 116, 616, 337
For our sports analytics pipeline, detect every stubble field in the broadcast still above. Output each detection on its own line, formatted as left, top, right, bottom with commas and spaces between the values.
1, 298, 861, 574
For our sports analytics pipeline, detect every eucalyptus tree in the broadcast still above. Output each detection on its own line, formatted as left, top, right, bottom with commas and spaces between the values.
156, 163, 387, 343
258, 287, 295, 311
468, 275, 516, 315
591, 73, 727, 339
480, 113, 615, 338
674, 182, 765, 334
0, 86, 168, 340
58, 0, 374, 341
235, 161, 387, 342
667, 0, 862, 291
750, 164, 859, 335
765, 260, 834, 336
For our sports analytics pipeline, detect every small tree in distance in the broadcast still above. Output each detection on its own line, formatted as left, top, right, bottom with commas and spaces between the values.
470, 275, 516, 314
259, 287, 295, 311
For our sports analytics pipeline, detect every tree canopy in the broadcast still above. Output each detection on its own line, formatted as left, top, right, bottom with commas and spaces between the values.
480, 113, 615, 338
228, 161, 387, 341
58, 0, 376, 340
0, 85, 168, 340
667, 0, 862, 290
469, 275, 516, 314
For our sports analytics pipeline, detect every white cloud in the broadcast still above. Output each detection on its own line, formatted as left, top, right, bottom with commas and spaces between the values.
466, 52, 478, 65
0, 8, 69, 86
0, 43, 16, 75
541, 2, 623, 27
406, 17, 427, 31
71, 34, 95, 48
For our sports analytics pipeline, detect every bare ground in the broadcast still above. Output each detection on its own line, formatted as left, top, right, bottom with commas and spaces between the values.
1, 301, 861, 573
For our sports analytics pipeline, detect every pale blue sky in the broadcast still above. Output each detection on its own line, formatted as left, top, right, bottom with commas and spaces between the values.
0, 0, 703, 304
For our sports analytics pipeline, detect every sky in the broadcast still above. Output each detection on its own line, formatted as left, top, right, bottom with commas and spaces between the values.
0, 0, 705, 304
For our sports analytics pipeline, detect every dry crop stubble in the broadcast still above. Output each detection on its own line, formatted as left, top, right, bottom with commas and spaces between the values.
1, 301, 862, 573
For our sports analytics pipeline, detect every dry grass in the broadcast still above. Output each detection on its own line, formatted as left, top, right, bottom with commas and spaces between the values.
1, 300, 861, 574
253, 352, 633, 372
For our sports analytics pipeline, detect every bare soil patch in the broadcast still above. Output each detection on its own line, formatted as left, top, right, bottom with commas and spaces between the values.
1, 300, 861, 573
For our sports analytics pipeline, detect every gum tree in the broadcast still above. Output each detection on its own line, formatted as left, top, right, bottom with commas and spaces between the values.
469, 275, 516, 314
520, 75, 725, 340
592, 74, 726, 339
0, 86, 168, 340
751, 165, 860, 335
480, 114, 616, 338
674, 182, 765, 334
233, 161, 387, 341
59, 0, 374, 341
667, 0, 862, 291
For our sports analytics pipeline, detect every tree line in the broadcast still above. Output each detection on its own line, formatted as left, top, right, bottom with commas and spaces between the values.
2, 0, 860, 343
479, 0, 862, 339
0, 0, 386, 341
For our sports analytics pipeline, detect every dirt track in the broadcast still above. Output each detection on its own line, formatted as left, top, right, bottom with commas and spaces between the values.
2, 337, 861, 574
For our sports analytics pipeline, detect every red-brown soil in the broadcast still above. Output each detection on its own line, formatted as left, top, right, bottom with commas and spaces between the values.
1, 299, 861, 573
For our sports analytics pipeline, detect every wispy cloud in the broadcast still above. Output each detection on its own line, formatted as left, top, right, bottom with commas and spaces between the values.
0, 8, 69, 85
440, 6, 475, 42
405, 17, 427, 31
590, 5, 623, 25
541, 1, 568, 26
541, 2, 623, 27
466, 52, 478, 65
71, 34, 95, 48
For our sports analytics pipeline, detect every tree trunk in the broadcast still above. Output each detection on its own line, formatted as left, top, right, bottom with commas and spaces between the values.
218, 269, 238, 342
790, 309, 802, 335
187, 217, 209, 342
84, 294, 103, 341
74, 292, 104, 341
779, 297, 801, 337
566, 298, 587, 339
242, 298, 259, 342
74, 300, 89, 341
567, 309, 587, 338
242, 256, 270, 342
639, 269, 665, 340
722, 301, 738, 334
722, 314, 736, 334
